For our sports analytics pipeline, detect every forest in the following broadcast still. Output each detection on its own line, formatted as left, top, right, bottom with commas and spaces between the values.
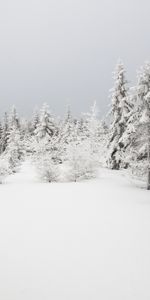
0, 61, 150, 189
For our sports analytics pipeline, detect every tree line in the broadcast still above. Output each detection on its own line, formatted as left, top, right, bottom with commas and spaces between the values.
0, 60, 149, 189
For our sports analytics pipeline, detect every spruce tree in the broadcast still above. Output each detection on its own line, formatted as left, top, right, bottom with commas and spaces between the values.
0, 121, 3, 154
35, 103, 57, 140
130, 63, 150, 189
1, 112, 9, 153
108, 61, 131, 169
9, 106, 20, 130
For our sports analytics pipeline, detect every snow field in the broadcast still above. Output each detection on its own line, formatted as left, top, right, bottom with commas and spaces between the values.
0, 163, 150, 300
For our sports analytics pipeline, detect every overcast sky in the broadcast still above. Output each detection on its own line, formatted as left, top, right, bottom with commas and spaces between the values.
0, 0, 150, 117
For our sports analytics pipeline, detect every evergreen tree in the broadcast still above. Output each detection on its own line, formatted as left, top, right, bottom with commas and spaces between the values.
31, 108, 40, 135
35, 103, 57, 140
2, 106, 23, 172
107, 61, 132, 169
0, 121, 3, 154
60, 106, 75, 145
6, 125, 23, 172
1, 112, 9, 153
83, 102, 102, 157
9, 106, 20, 130
130, 63, 150, 189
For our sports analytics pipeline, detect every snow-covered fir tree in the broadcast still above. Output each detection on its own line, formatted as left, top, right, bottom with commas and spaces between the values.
4, 107, 23, 172
1, 112, 9, 153
82, 102, 107, 165
59, 106, 75, 145
129, 63, 150, 189
107, 60, 132, 169
9, 106, 20, 130
113, 88, 139, 168
6, 127, 23, 172
32, 105, 63, 182
35, 103, 57, 140
0, 121, 3, 154
30, 108, 40, 135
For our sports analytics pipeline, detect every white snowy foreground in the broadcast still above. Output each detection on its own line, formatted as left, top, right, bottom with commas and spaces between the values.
0, 162, 150, 300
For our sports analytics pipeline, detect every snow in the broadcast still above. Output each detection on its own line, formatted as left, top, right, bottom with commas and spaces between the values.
5, 161, 39, 184
0, 162, 150, 300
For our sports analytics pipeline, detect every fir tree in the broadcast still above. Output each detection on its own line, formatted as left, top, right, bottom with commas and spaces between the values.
9, 106, 20, 130
35, 103, 57, 140
1, 112, 9, 153
0, 121, 3, 154
31, 108, 40, 135
130, 63, 150, 189
107, 61, 131, 169
6, 125, 23, 172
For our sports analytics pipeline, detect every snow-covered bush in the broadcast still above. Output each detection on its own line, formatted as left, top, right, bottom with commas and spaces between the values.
65, 140, 98, 182
0, 156, 10, 183
32, 136, 61, 182
36, 154, 60, 182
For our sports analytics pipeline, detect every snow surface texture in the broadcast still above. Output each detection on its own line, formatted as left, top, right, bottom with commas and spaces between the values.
0, 162, 150, 300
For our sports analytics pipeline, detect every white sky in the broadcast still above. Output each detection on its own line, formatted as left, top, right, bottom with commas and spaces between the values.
0, 0, 150, 117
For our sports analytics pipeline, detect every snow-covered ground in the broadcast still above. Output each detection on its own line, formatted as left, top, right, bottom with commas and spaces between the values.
0, 161, 150, 300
